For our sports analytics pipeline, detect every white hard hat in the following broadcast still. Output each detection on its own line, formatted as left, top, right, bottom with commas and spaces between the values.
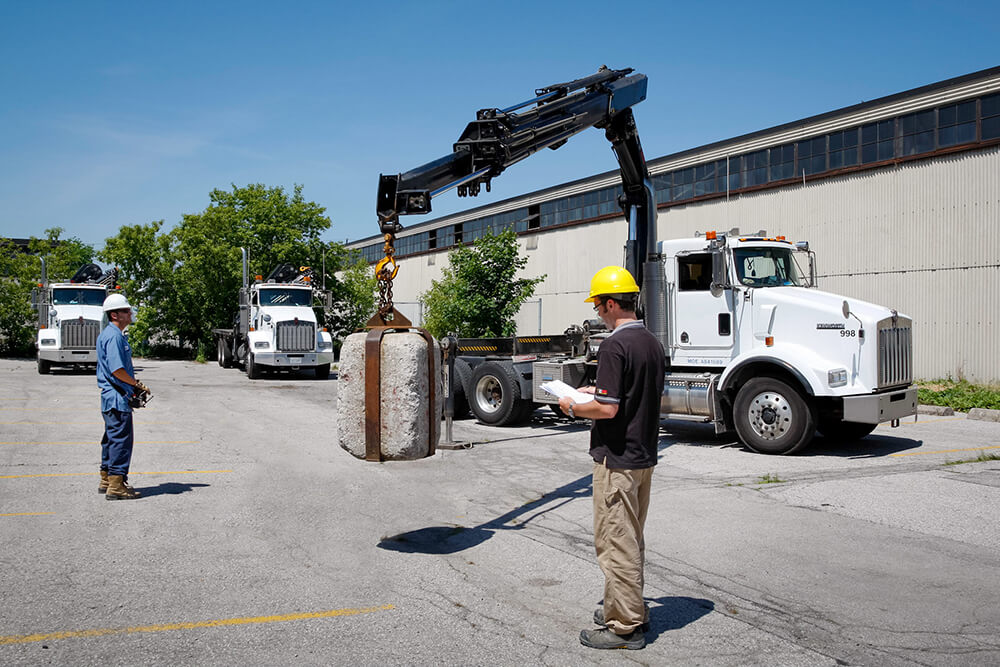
102, 293, 132, 312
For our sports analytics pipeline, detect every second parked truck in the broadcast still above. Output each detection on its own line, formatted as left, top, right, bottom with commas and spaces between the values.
213, 249, 335, 380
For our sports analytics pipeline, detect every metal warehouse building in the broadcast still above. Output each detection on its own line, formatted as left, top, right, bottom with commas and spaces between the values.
348, 66, 1000, 383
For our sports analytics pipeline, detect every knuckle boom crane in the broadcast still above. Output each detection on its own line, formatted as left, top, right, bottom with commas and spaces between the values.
374, 66, 663, 334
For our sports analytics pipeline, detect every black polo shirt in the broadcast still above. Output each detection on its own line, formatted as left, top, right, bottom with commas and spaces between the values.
590, 320, 665, 469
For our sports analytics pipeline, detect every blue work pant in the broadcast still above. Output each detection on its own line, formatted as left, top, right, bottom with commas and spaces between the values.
100, 409, 134, 476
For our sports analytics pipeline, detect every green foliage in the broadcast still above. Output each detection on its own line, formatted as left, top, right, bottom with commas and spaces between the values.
0, 229, 95, 356
917, 379, 1000, 411
943, 450, 1000, 466
327, 253, 376, 341
421, 229, 545, 338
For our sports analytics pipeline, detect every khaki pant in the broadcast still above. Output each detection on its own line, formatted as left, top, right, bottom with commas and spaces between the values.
592, 460, 653, 634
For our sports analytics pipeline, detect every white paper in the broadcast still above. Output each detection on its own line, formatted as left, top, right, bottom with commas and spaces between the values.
539, 380, 594, 404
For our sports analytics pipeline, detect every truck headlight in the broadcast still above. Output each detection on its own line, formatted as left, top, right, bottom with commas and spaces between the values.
828, 369, 848, 387
254, 342, 269, 350
41, 338, 56, 346
318, 340, 332, 351
262, 314, 272, 323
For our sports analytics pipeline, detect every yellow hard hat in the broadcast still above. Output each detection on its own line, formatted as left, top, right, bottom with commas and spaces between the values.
585, 266, 639, 302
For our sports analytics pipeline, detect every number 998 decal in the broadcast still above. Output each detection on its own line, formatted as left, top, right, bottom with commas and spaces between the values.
840, 329, 858, 337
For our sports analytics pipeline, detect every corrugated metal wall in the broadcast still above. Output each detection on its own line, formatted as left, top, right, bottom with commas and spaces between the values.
388, 146, 999, 382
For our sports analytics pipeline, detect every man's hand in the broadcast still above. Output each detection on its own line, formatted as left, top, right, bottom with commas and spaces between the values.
558, 396, 576, 416
577, 386, 596, 395
135, 380, 151, 396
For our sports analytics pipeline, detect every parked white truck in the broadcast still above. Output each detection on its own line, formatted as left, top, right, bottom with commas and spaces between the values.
31, 261, 118, 374
213, 249, 335, 379
456, 229, 917, 455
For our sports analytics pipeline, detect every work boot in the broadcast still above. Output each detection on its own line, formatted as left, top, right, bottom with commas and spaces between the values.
593, 603, 650, 632
98, 469, 109, 494
105, 474, 140, 500
579, 627, 645, 650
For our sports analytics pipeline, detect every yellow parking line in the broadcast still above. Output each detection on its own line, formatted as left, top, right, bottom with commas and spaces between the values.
0, 441, 197, 445
0, 512, 55, 517
890, 444, 1000, 457
0, 470, 232, 479
0, 604, 395, 646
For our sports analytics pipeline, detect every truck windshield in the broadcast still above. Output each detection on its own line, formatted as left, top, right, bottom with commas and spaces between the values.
732, 248, 807, 288
52, 288, 107, 306
258, 288, 312, 306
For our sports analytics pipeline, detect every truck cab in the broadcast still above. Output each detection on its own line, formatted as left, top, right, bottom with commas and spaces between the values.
244, 279, 335, 377
32, 262, 116, 374
657, 230, 917, 453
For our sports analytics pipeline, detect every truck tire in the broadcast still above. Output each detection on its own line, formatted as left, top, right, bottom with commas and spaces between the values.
819, 419, 877, 442
217, 341, 233, 368
246, 352, 262, 379
733, 377, 815, 455
451, 359, 472, 419
37, 358, 51, 375
314, 364, 331, 380
468, 362, 529, 426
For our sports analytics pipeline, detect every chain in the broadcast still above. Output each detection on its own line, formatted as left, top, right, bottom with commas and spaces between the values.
375, 233, 398, 321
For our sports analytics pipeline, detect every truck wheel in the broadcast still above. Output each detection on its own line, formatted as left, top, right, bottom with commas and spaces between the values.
451, 359, 472, 419
217, 342, 229, 368
247, 353, 261, 379
733, 377, 815, 455
469, 362, 529, 426
314, 364, 331, 380
819, 419, 877, 442
37, 358, 51, 375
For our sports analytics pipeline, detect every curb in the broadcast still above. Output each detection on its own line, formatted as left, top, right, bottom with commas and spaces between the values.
967, 408, 1000, 423
918, 404, 954, 416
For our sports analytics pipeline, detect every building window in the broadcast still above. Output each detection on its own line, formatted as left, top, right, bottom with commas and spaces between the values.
982, 93, 1000, 140
671, 168, 694, 201
769, 144, 794, 181
938, 100, 977, 147
725, 156, 741, 192
743, 149, 768, 187
861, 119, 895, 163
828, 128, 859, 169
694, 162, 718, 196
797, 136, 827, 176
899, 109, 935, 156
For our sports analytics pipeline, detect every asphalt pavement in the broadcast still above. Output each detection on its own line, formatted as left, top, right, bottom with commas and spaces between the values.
1, 358, 998, 666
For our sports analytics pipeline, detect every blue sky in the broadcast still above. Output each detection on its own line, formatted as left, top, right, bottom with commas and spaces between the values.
1, 1, 997, 249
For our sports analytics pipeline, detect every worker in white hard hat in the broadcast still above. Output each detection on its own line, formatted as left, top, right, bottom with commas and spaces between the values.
558, 266, 665, 651
95, 293, 148, 499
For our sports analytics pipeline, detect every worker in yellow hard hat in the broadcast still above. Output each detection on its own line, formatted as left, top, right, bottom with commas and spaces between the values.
560, 265, 665, 651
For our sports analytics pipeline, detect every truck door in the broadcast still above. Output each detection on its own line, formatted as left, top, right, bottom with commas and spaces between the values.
671, 253, 735, 355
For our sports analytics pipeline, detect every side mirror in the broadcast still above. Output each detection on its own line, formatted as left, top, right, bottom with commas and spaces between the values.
710, 250, 728, 297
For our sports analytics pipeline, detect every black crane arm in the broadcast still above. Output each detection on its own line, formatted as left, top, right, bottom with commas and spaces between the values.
376, 66, 652, 258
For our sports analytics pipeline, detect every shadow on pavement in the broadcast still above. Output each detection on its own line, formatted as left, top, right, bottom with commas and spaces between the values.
591, 595, 714, 640
136, 482, 211, 497
378, 473, 592, 555
657, 420, 923, 457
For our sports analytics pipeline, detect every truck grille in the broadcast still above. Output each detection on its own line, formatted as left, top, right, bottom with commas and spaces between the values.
61, 319, 100, 349
276, 321, 315, 352
877, 316, 913, 389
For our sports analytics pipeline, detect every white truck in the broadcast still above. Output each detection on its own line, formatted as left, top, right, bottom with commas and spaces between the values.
376, 67, 916, 454
454, 229, 917, 455
213, 248, 335, 379
31, 261, 118, 374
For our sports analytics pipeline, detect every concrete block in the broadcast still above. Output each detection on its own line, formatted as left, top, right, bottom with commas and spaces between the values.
918, 404, 954, 416
338, 331, 442, 460
967, 408, 1000, 422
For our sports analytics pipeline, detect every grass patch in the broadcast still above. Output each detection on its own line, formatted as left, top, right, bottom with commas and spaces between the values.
943, 451, 1000, 466
755, 473, 785, 485
917, 379, 1000, 412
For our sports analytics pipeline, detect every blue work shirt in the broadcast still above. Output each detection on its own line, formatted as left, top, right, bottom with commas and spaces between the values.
96, 324, 134, 413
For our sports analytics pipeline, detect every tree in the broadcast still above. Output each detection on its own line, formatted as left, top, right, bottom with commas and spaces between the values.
100, 184, 365, 358
0, 229, 94, 357
421, 228, 545, 338
326, 252, 376, 341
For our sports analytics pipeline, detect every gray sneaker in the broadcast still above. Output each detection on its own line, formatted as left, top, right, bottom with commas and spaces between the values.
593, 605, 650, 632
579, 627, 645, 650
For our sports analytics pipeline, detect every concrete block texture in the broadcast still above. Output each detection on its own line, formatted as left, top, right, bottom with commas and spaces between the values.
338, 331, 442, 460
968, 408, 1000, 422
